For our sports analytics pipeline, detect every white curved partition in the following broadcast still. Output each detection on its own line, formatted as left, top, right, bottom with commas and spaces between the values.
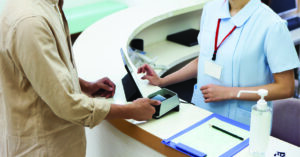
73, 0, 209, 81
72, 0, 300, 156
72, 1, 209, 156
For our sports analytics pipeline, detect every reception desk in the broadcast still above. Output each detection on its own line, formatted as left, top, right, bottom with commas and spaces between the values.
72, 0, 300, 156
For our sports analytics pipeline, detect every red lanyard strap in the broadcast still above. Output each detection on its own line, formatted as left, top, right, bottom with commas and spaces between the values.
212, 19, 237, 61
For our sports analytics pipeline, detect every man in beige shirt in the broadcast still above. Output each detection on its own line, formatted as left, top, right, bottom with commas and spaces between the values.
0, 0, 160, 156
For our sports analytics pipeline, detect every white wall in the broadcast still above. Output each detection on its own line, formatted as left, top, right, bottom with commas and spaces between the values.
63, 0, 107, 8
113, 0, 156, 6
113, 0, 174, 7
0, 0, 173, 13
0, 0, 6, 15
63, 0, 156, 7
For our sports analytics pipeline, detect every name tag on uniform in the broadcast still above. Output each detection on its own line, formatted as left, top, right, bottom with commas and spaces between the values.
204, 60, 222, 80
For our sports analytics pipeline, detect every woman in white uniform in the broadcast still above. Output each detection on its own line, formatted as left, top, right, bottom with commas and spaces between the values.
138, 0, 300, 125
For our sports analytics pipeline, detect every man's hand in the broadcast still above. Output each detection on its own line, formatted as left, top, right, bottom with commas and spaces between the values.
127, 98, 161, 121
200, 84, 233, 103
80, 77, 115, 98
105, 98, 161, 121
137, 64, 161, 86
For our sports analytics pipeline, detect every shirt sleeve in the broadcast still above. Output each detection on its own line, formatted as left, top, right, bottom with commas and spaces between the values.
11, 16, 110, 128
198, 3, 208, 38
264, 20, 300, 73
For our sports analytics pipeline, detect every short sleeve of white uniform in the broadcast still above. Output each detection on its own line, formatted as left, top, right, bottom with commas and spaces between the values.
265, 21, 300, 73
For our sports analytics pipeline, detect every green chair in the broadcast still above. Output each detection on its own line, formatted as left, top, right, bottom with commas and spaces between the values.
63, 0, 127, 35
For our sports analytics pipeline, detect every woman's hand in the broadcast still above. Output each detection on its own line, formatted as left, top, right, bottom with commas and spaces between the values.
200, 84, 233, 103
137, 64, 162, 86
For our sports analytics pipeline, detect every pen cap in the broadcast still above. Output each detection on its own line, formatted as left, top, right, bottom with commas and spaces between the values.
237, 89, 268, 110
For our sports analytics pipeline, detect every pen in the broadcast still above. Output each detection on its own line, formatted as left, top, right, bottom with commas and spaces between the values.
209, 124, 244, 141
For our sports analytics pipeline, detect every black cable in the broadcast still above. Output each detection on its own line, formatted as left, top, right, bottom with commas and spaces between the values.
179, 100, 195, 105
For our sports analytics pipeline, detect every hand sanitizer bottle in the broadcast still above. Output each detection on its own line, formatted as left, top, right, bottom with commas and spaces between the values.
237, 89, 272, 157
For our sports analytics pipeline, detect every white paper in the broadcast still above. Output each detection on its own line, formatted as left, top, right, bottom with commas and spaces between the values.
172, 117, 249, 156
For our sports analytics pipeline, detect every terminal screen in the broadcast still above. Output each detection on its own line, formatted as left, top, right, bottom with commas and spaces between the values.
269, 0, 297, 15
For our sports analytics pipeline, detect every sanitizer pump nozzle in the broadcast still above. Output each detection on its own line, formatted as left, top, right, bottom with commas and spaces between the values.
237, 89, 268, 110
237, 89, 272, 156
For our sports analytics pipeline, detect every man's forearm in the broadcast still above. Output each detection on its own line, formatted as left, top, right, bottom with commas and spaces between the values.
105, 104, 132, 120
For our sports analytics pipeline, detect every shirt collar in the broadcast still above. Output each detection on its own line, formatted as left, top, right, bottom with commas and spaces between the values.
218, 0, 260, 27
219, 0, 231, 19
46, 0, 59, 5
45, 0, 65, 9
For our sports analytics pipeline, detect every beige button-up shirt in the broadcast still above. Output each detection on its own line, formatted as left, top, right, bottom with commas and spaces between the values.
0, 0, 111, 156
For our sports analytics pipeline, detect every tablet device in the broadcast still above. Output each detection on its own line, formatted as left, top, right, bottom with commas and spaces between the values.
120, 48, 143, 101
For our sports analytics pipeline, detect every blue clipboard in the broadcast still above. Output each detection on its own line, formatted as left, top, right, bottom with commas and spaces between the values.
162, 113, 250, 157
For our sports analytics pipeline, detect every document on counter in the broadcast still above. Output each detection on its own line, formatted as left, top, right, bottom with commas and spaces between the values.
162, 114, 250, 157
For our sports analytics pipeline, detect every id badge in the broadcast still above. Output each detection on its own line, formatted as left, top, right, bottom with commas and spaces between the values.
204, 60, 222, 80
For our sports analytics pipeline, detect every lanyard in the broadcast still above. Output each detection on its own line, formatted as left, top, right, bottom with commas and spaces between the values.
212, 19, 237, 61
